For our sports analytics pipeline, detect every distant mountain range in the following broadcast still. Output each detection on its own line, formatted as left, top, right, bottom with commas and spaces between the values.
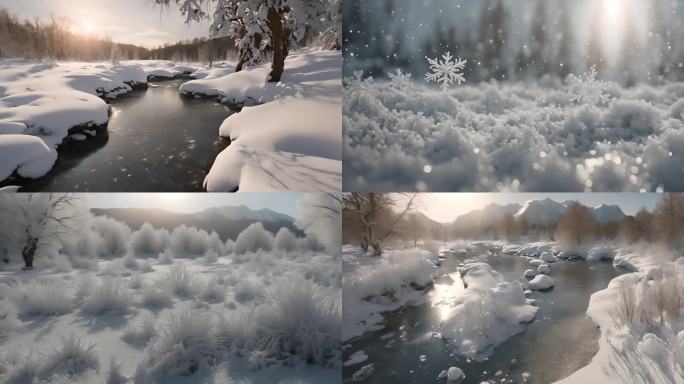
91, 205, 300, 240
452, 198, 626, 228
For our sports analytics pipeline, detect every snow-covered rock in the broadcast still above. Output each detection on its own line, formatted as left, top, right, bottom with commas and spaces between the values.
447, 367, 465, 383
529, 274, 555, 291
0, 134, 57, 180
343, 350, 368, 367
529, 259, 545, 267
538, 264, 550, 274
540, 252, 559, 263
524, 269, 536, 278
352, 363, 374, 381
637, 333, 667, 359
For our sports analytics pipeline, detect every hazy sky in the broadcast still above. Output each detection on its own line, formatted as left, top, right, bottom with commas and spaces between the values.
399, 193, 663, 223
84, 193, 304, 218
2, 0, 212, 48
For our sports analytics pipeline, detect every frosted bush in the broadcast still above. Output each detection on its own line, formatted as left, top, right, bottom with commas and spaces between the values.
224, 239, 235, 255
164, 264, 196, 297
207, 231, 224, 254
122, 314, 157, 345
295, 193, 342, 255
0, 300, 20, 337
199, 277, 225, 303
140, 284, 173, 308
669, 99, 684, 120
274, 227, 298, 252
157, 249, 174, 265
129, 223, 168, 256
169, 225, 210, 258
233, 222, 273, 255
603, 99, 662, 141
135, 308, 216, 380
139, 260, 153, 273
92, 216, 131, 257
234, 279, 265, 303
106, 356, 127, 384
8, 335, 99, 382
250, 277, 341, 368
204, 250, 218, 264
21, 280, 74, 316
128, 274, 144, 290
82, 278, 131, 315
122, 253, 139, 269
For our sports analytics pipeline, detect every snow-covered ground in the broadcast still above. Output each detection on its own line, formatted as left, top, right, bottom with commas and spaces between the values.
183, 50, 342, 192
0, 50, 341, 192
343, 72, 684, 192
0, 225, 341, 383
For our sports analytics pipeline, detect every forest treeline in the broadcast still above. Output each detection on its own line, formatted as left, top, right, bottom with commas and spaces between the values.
343, 193, 684, 256
0, 7, 237, 62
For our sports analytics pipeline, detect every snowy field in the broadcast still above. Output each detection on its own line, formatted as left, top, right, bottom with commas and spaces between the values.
0, 196, 341, 383
343, 72, 684, 192
0, 49, 341, 192
343, 239, 684, 383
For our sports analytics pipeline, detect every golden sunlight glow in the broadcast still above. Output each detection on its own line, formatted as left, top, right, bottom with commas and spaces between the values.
156, 193, 186, 205
430, 273, 466, 322
80, 21, 96, 35
604, 0, 622, 20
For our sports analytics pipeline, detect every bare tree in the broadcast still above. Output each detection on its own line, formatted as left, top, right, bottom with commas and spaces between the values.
556, 201, 596, 249
406, 213, 427, 247
343, 193, 415, 256
653, 193, 684, 247
497, 213, 515, 241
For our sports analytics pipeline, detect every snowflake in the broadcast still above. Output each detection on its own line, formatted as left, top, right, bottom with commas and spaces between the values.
387, 69, 412, 89
425, 52, 467, 91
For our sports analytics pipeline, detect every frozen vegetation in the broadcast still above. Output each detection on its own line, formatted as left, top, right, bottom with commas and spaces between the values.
343, 72, 684, 192
0, 195, 341, 383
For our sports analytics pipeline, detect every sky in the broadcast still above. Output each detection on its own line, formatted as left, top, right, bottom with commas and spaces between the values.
398, 193, 663, 223
84, 193, 305, 218
2, 0, 212, 48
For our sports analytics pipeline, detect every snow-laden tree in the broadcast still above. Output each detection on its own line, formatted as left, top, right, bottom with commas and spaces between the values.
0, 193, 84, 270
556, 202, 596, 250
157, 0, 339, 82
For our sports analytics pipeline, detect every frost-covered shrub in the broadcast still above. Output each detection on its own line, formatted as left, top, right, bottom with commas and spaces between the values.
157, 249, 174, 265
21, 280, 74, 316
122, 253, 139, 269
207, 231, 224, 254
233, 222, 273, 255
0, 300, 20, 337
106, 356, 127, 384
224, 239, 235, 255
169, 225, 210, 258
242, 278, 340, 368
10, 335, 99, 382
129, 223, 169, 256
135, 308, 216, 380
234, 279, 265, 303
128, 274, 144, 290
140, 284, 173, 308
82, 278, 131, 315
122, 315, 157, 346
273, 227, 298, 252
139, 260, 153, 273
204, 250, 218, 264
164, 264, 196, 297
419, 240, 442, 254
92, 216, 131, 257
199, 277, 225, 303
74, 276, 94, 304
669, 99, 684, 120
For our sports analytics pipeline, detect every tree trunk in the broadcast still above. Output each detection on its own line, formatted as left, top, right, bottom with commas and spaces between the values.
267, 7, 285, 83
22, 237, 38, 270
371, 241, 382, 257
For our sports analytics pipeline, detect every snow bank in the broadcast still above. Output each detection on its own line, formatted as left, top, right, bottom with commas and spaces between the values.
344, 72, 684, 191
343, 246, 439, 340
198, 50, 342, 192
437, 263, 537, 358
0, 60, 148, 182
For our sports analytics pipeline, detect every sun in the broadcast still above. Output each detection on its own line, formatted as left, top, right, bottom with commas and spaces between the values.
604, 0, 622, 20
81, 21, 95, 35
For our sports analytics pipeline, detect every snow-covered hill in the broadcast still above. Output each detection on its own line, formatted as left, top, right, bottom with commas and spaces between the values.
453, 202, 521, 229
591, 204, 626, 223
514, 198, 567, 225
196, 205, 293, 222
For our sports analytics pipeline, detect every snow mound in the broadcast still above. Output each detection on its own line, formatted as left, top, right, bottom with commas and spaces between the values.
524, 269, 536, 278
528, 274, 555, 291
0, 134, 57, 180
538, 264, 551, 274
198, 50, 341, 192
540, 252, 559, 263
438, 263, 537, 358
343, 350, 368, 367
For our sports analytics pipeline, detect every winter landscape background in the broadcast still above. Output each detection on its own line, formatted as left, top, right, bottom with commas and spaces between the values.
342, 192, 684, 383
343, 0, 684, 192
0, 192, 342, 383
0, 0, 342, 192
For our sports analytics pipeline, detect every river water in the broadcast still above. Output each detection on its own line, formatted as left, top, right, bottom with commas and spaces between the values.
343, 243, 624, 384
19, 80, 237, 192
